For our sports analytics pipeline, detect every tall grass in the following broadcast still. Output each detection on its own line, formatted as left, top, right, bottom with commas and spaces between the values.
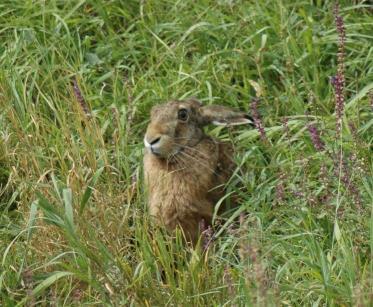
0, 0, 372, 305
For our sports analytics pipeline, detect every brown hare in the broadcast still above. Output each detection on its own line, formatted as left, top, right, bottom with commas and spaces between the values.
143, 98, 250, 244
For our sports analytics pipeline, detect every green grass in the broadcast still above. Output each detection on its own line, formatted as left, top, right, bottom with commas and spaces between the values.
0, 0, 372, 305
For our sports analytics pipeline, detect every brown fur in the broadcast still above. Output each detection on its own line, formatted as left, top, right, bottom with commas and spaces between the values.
143, 98, 250, 244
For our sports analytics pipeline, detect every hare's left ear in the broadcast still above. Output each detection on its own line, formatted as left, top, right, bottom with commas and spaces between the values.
200, 105, 253, 126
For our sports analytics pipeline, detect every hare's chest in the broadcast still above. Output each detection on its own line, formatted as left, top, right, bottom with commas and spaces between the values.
147, 167, 214, 227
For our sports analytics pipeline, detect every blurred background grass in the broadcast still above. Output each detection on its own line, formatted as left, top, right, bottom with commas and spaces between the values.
0, 0, 372, 305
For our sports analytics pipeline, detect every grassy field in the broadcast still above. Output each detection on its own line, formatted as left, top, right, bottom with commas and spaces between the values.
0, 0, 372, 305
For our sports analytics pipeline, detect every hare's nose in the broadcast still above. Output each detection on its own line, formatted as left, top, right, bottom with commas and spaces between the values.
149, 136, 161, 145
144, 135, 161, 150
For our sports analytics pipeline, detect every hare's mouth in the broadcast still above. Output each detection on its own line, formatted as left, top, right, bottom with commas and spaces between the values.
144, 136, 180, 157
145, 142, 182, 160
150, 147, 161, 156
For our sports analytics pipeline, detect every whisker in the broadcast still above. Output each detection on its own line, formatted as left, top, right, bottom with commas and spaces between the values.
168, 141, 220, 174
166, 152, 188, 172
178, 150, 219, 176
174, 156, 188, 170
164, 140, 219, 175
172, 142, 209, 156
173, 137, 206, 143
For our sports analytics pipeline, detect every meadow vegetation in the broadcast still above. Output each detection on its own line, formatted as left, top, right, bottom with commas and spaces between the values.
0, 0, 372, 305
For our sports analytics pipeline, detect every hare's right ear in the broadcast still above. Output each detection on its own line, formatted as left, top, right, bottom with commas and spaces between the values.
200, 105, 252, 126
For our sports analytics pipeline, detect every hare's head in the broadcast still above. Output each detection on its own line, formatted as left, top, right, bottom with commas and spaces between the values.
144, 98, 251, 159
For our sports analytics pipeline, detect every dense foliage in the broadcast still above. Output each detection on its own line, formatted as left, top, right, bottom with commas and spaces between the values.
0, 0, 372, 305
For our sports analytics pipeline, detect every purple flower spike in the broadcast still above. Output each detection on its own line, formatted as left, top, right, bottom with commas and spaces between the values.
333, 2, 346, 138
250, 98, 267, 142
72, 77, 91, 118
307, 122, 325, 152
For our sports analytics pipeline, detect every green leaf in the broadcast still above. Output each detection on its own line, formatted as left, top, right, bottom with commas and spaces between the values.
80, 167, 104, 214
334, 220, 342, 243
346, 82, 373, 110
32, 271, 74, 296
35, 193, 64, 227
63, 188, 74, 228
26, 201, 38, 242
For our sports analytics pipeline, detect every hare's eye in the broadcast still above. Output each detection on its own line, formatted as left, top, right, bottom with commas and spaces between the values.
177, 109, 189, 121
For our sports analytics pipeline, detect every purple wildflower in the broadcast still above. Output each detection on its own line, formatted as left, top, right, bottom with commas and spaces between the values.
333, 2, 346, 138
72, 77, 91, 118
275, 172, 286, 204
250, 98, 267, 142
307, 122, 325, 151
305, 107, 325, 151
329, 75, 337, 86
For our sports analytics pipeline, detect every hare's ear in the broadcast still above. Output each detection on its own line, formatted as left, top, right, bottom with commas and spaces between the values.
200, 105, 253, 126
